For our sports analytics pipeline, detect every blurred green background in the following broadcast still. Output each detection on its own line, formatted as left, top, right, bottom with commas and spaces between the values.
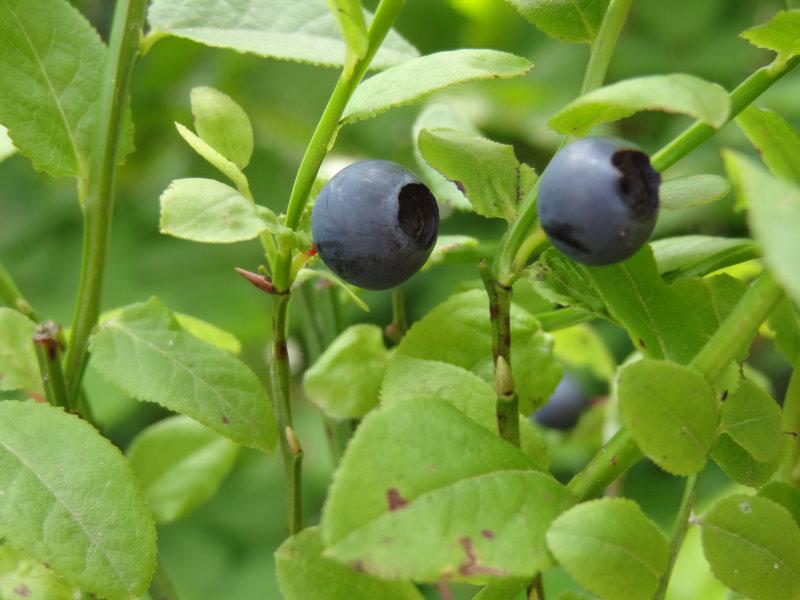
1, 0, 797, 598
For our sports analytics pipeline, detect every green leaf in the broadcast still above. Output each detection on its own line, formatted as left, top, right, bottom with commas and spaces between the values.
503, 0, 610, 43
651, 236, 759, 283
0, 0, 132, 179
126, 415, 240, 524
303, 324, 388, 418
322, 397, 540, 546
725, 151, 800, 307
343, 49, 533, 124
412, 103, 477, 210
0, 401, 156, 598
381, 355, 549, 470
741, 10, 800, 68
394, 290, 561, 413
736, 106, 800, 184
146, 0, 418, 70
0, 125, 16, 164
176, 123, 250, 192
327, 0, 368, 60
159, 178, 274, 243
0, 543, 78, 600
549, 74, 730, 136
191, 87, 254, 170
759, 482, 800, 527
0, 308, 42, 395
701, 494, 800, 600
618, 359, 719, 475
711, 432, 782, 488
89, 297, 276, 452
719, 379, 783, 463
326, 470, 575, 581
418, 128, 523, 221
660, 175, 730, 210
546, 498, 669, 600
276, 527, 423, 600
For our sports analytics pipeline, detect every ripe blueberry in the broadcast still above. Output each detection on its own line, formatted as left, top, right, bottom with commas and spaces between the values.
534, 374, 588, 430
311, 160, 439, 290
537, 137, 660, 266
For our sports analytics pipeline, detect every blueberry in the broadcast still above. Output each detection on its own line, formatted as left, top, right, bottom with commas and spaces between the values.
311, 160, 439, 290
534, 374, 588, 430
537, 137, 660, 266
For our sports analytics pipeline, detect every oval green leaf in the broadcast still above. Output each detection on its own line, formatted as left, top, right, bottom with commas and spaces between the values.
546, 498, 669, 600
89, 297, 277, 452
618, 359, 718, 475
701, 494, 800, 600
0, 401, 156, 598
127, 415, 240, 524
503, 0, 610, 43
343, 49, 533, 124
660, 175, 730, 211
146, 0, 418, 70
303, 324, 388, 418
549, 74, 730, 136
191, 87, 254, 170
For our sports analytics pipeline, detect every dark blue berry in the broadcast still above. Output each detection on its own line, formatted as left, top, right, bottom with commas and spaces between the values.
311, 160, 439, 290
537, 137, 660, 266
534, 374, 588, 430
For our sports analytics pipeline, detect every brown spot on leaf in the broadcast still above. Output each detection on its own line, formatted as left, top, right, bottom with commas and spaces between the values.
721, 390, 729, 402
638, 338, 647, 349
458, 537, 505, 577
481, 529, 495, 539
221, 415, 230, 425
351, 560, 365, 572
14, 585, 31, 597
785, 431, 798, 439
387, 488, 407, 511
454, 181, 466, 194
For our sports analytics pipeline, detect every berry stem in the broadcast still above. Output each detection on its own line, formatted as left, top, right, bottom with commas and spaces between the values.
568, 271, 785, 499
270, 293, 304, 534
651, 56, 800, 172
273, 0, 406, 292
654, 473, 699, 600
782, 363, 800, 486
63, 0, 149, 403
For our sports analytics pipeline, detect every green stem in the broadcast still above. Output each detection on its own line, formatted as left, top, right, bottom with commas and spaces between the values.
271, 293, 303, 534
782, 362, 800, 486
652, 56, 800, 172
567, 428, 643, 499
579, 0, 635, 94
654, 474, 699, 600
480, 261, 520, 447
568, 271, 785, 499
32, 323, 70, 410
272, 0, 405, 291
0, 261, 38, 321
688, 271, 783, 381
63, 0, 149, 401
